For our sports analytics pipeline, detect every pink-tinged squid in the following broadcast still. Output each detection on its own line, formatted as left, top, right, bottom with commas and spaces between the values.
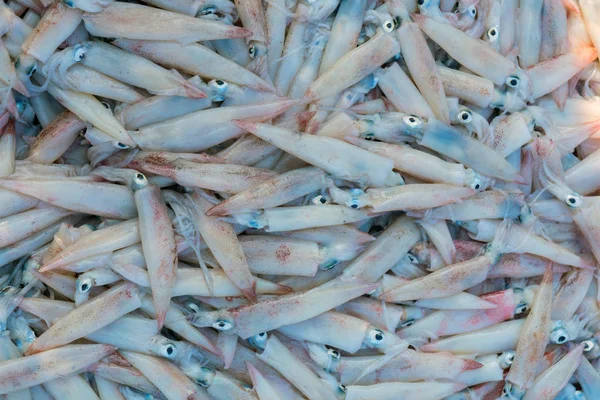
347, 137, 491, 190
304, 0, 368, 133
375, 62, 435, 119
189, 278, 377, 339
397, 18, 449, 123
342, 216, 420, 283
140, 158, 276, 195
132, 100, 296, 152
173, 189, 257, 301
0, 344, 116, 395
397, 286, 536, 339
18, 1, 82, 66
380, 221, 510, 302
0, 177, 136, 219
409, 190, 524, 221
303, 25, 401, 103
0, 205, 74, 248
207, 167, 330, 216
309, 344, 481, 384
247, 363, 281, 400
438, 65, 526, 111
279, 311, 407, 354
255, 334, 339, 400
421, 318, 525, 354
92, 357, 164, 398
403, 116, 526, 183
43, 374, 100, 400
40, 218, 139, 272
330, 183, 477, 212
113, 39, 274, 93
528, 47, 597, 100
26, 111, 86, 164
463, 218, 592, 269
413, 13, 533, 100
131, 172, 176, 329
178, 362, 256, 400
44, 81, 135, 147
78, 41, 205, 99
234, 120, 399, 187
120, 351, 211, 400
82, 2, 249, 44
522, 343, 584, 400
504, 265, 553, 398
228, 204, 372, 232
25, 283, 141, 355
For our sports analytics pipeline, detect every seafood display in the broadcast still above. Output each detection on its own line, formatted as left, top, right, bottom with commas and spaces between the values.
0, 0, 599, 398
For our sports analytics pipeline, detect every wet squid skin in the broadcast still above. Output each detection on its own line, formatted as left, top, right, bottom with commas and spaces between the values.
0, 0, 600, 399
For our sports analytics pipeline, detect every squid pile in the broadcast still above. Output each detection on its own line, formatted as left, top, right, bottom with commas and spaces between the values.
2, 0, 600, 398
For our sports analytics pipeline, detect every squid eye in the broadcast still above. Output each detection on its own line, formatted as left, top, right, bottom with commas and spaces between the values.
160, 343, 177, 358
500, 351, 515, 368
382, 20, 395, 32
514, 303, 527, 314
468, 5, 477, 17
196, 378, 209, 387
248, 45, 257, 58
406, 253, 418, 264
213, 319, 233, 331
457, 110, 473, 124
402, 115, 423, 128
583, 340, 595, 352
328, 349, 341, 361
550, 328, 569, 344
186, 302, 201, 313
338, 384, 347, 393
249, 332, 268, 349
115, 142, 128, 149
487, 26, 499, 41
101, 102, 111, 110
131, 173, 148, 191
27, 63, 37, 77
248, 219, 261, 228
470, 181, 481, 190
565, 194, 581, 208
199, 6, 216, 15
61, 0, 74, 6
312, 195, 329, 205
78, 278, 92, 293
399, 319, 414, 327
215, 80, 225, 86
364, 133, 375, 141
368, 329, 385, 345
506, 76, 520, 88
347, 199, 360, 209
73, 46, 86, 61
417, 0, 426, 4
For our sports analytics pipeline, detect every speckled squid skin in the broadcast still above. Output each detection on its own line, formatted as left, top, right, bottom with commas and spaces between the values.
0, 344, 116, 395
25, 283, 141, 355
134, 180, 177, 329
82, 2, 250, 43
